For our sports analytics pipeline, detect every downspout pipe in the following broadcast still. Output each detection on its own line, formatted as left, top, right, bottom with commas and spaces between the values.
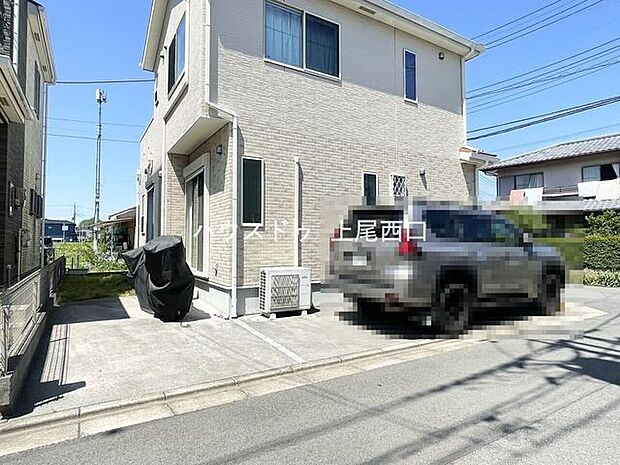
40, 83, 49, 267
293, 156, 300, 266
204, 1, 238, 319
205, 102, 238, 319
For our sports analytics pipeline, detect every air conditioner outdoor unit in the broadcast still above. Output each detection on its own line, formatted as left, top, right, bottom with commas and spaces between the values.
259, 267, 311, 315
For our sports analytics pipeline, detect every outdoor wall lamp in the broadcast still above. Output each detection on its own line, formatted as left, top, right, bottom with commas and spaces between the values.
438, 51, 445, 60
216, 145, 224, 156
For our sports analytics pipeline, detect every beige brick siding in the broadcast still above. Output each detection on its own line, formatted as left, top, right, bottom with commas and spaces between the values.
139, 0, 479, 292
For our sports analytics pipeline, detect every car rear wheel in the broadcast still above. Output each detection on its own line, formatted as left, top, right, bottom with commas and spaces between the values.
432, 282, 473, 335
539, 270, 563, 316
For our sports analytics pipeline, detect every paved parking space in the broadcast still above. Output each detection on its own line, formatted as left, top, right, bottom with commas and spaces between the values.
8, 285, 611, 420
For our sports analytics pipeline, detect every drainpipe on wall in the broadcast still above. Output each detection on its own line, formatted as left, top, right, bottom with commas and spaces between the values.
40, 84, 49, 267
293, 156, 300, 267
203, 1, 238, 319
206, 102, 238, 319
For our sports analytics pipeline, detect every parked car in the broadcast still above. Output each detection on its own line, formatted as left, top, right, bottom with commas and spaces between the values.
328, 202, 565, 334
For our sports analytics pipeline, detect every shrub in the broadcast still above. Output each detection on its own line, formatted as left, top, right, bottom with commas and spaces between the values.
582, 236, 620, 271
536, 237, 583, 270
586, 210, 620, 236
583, 269, 620, 287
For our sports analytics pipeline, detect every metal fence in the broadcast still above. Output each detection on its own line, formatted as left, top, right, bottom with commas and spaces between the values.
0, 257, 66, 376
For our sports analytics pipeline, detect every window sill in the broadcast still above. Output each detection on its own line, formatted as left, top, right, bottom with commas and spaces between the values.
191, 268, 209, 280
264, 58, 341, 83
242, 223, 264, 229
404, 97, 418, 106
163, 79, 189, 121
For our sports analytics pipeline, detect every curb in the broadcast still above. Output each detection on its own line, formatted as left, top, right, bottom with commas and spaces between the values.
0, 339, 440, 439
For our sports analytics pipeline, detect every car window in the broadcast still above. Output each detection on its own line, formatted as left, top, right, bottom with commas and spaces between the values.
346, 209, 404, 239
425, 210, 521, 244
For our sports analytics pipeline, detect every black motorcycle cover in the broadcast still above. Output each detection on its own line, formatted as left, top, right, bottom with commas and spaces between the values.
123, 235, 195, 322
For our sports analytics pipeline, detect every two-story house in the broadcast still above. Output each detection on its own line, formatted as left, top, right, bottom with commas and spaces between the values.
0, 0, 55, 287
137, 0, 489, 317
482, 133, 620, 212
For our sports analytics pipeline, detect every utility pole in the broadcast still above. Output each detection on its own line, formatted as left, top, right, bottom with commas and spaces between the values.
93, 89, 106, 253
72, 203, 76, 224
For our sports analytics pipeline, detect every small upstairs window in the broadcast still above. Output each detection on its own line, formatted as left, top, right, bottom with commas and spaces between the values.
404, 50, 417, 102
265, 1, 302, 68
168, 15, 186, 94
34, 63, 41, 118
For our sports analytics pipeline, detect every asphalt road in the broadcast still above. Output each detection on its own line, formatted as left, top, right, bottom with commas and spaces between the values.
5, 287, 620, 465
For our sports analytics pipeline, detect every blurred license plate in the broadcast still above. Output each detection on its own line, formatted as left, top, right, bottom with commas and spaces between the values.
352, 255, 367, 266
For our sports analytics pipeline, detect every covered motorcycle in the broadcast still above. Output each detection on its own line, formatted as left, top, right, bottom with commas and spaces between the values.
123, 235, 195, 322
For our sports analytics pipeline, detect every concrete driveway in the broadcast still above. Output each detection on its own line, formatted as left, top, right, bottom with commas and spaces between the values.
9, 286, 608, 420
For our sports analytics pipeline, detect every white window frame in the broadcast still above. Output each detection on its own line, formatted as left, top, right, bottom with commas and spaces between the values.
362, 171, 378, 203
183, 153, 210, 277
167, 12, 188, 98
241, 156, 265, 228
403, 49, 418, 104
390, 174, 408, 199
140, 193, 146, 236
263, 0, 342, 81
145, 184, 155, 241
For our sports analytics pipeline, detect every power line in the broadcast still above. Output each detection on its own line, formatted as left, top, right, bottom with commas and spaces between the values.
491, 122, 620, 152
468, 56, 620, 101
473, 0, 567, 40
49, 116, 146, 128
468, 60, 619, 113
468, 36, 620, 93
56, 78, 154, 85
47, 133, 140, 144
486, 0, 606, 50
467, 95, 620, 141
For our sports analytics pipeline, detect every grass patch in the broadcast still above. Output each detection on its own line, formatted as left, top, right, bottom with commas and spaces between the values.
59, 273, 134, 303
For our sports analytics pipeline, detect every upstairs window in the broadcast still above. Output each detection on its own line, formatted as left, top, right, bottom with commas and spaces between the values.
168, 15, 186, 93
305, 14, 339, 77
34, 63, 41, 118
582, 163, 619, 182
265, 1, 340, 78
265, 1, 302, 68
515, 173, 543, 189
404, 50, 417, 101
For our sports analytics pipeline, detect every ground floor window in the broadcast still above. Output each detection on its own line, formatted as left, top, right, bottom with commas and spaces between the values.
242, 157, 263, 226
391, 175, 407, 199
363, 172, 377, 205
186, 171, 204, 272
146, 187, 155, 241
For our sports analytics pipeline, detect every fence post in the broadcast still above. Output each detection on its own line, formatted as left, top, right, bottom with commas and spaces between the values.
1, 295, 9, 377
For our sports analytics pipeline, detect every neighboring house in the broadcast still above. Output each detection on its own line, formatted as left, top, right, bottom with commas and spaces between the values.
137, 0, 491, 316
44, 219, 77, 242
97, 206, 136, 252
0, 0, 55, 287
482, 133, 620, 212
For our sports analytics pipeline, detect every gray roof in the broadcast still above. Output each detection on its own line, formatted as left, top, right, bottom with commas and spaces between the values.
482, 132, 620, 172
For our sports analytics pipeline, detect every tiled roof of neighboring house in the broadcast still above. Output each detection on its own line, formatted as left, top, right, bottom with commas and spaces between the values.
482, 133, 620, 172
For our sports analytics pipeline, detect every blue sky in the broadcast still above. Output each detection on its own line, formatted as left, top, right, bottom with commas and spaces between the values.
43, 0, 620, 221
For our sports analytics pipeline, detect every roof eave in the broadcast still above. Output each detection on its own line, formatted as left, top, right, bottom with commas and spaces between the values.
27, 1, 56, 84
332, 0, 485, 59
141, 0, 167, 72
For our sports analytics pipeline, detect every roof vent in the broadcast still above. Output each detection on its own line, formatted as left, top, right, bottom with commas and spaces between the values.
33, 32, 41, 42
0, 96, 9, 106
359, 5, 376, 15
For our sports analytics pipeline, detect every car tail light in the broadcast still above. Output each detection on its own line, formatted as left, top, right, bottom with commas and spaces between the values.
398, 229, 418, 256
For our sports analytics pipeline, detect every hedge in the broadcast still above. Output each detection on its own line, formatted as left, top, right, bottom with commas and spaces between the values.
582, 236, 620, 271
536, 237, 583, 271
583, 269, 620, 287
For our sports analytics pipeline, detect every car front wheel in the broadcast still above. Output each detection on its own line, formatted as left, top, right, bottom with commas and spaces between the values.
539, 270, 563, 316
432, 282, 473, 336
